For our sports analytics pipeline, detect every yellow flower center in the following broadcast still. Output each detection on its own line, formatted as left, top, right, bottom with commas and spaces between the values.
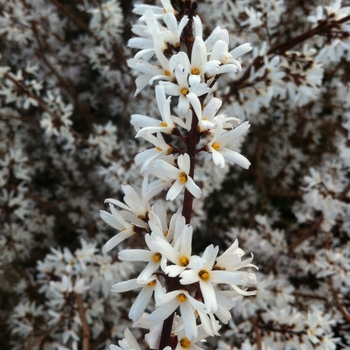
156, 147, 162, 152
191, 67, 200, 75
212, 142, 220, 151
164, 70, 171, 76
178, 293, 187, 302
164, 230, 168, 237
198, 269, 210, 281
180, 338, 191, 348
152, 252, 162, 262
181, 88, 189, 96
179, 256, 189, 266
147, 280, 156, 287
161, 122, 168, 127
179, 172, 187, 183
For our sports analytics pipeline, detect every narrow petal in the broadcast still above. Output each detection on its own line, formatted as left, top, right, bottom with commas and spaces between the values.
200, 281, 217, 313
129, 285, 154, 321
154, 159, 179, 179
148, 299, 179, 327
220, 148, 251, 169
102, 229, 134, 254
180, 302, 197, 339
118, 249, 152, 262
186, 92, 202, 119
177, 153, 190, 173
111, 278, 140, 293
166, 180, 184, 200
210, 270, 248, 285
216, 121, 250, 146
99, 210, 124, 230
230, 43, 252, 59
185, 176, 202, 198
211, 148, 226, 168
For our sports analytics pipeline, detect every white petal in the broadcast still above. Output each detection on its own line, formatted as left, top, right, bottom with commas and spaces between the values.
220, 148, 251, 169
217, 121, 250, 146
230, 43, 252, 59
185, 176, 202, 198
154, 159, 179, 179
102, 230, 134, 254
129, 285, 154, 321
166, 180, 184, 200
118, 249, 152, 262
200, 281, 217, 313
111, 278, 140, 293
186, 92, 202, 119
99, 210, 124, 230
148, 299, 179, 327
211, 148, 226, 168
180, 302, 197, 339
177, 153, 190, 173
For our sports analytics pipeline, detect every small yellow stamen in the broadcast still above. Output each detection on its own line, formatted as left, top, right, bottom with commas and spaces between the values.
179, 172, 187, 183
164, 230, 168, 237
181, 88, 189, 96
179, 256, 189, 266
178, 293, 187, 302
147, 280, 156, 287
122, 227, 127, 231
152, 252, 162, 262
212, 142, 220, 151
191, 67, 200, 75
156, 147, 163, 152
161, 122, 168, 127
164, 70, 171, 76
198, 269, 210, 281
167, 147, 173, 155
180, 338, 191, 348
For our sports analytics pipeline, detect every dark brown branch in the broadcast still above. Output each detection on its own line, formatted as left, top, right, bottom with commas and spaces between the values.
230, 15, 350, 96
288, 215, 323, 253
49, 0, 97, 39
31, 23, 95, 130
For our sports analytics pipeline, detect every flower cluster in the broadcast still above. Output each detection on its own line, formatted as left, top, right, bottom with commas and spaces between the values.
1, 0, 350, 349
100, 2, 257, 347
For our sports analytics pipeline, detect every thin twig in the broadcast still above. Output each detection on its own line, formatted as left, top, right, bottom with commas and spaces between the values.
76, 293, 91, 350
31, 22, 95, 130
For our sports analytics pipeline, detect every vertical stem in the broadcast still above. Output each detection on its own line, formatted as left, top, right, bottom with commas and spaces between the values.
159, 3, 198, 348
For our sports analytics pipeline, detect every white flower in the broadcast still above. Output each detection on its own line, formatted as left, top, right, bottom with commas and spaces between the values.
206, 119, 251, 169
161, 64, 210, 117
111, 277, 163, 322
148, 290, 206, 340
134, 132, 175, 173
118, 233, 167, 282
169, 37, 220, 85
109, 328, 141, 350
150, 216, 205, 277
100, 191, 149, 253
180, 245, 257, 313
153, 153, 202, 200
131, 84, 187, 137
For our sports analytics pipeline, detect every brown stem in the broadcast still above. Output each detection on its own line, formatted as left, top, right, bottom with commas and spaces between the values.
49, 0, 97, 38
76, 293, 91, 350
230, 15, 350, 97
4, 72, 88, 144
30, 22, 95, 131
288, 215, 323, 254
23, 323, 60, 350
252, 317, 262, 350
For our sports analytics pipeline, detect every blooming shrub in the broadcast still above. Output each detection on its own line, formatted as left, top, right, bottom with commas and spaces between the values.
1, 0, 350, 349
